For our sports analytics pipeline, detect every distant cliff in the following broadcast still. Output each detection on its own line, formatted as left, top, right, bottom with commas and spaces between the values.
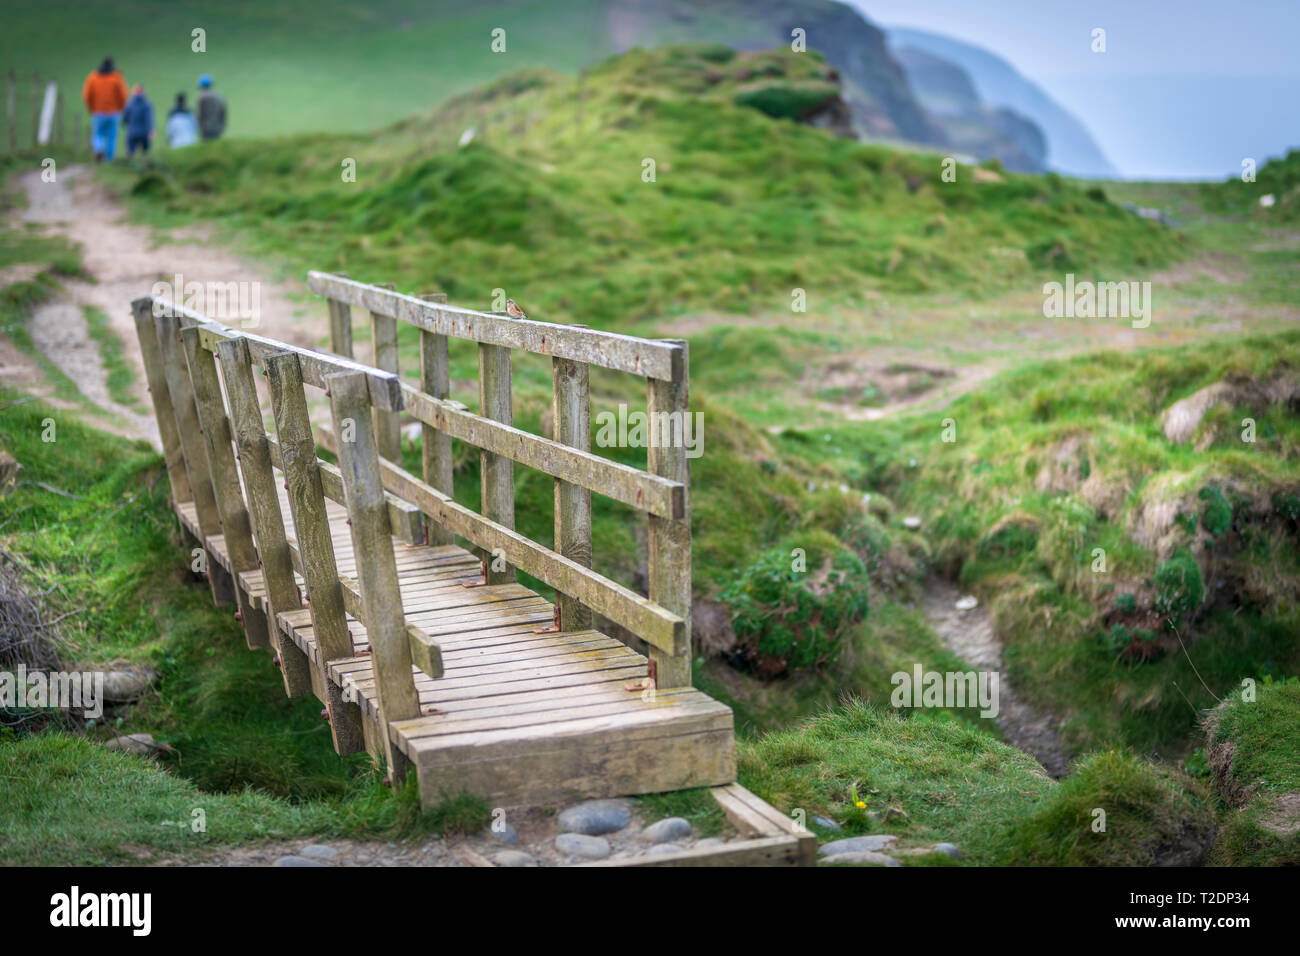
893, 45, 1047, 173
887, 27, 1117, 178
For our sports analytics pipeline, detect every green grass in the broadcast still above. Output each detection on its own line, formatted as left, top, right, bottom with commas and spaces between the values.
1206, 678, 1300, 865
736, 700, 1055, 865
0, 270, 87, 407
83, 306, 142, 410
996, 750, 1215, 866
775, 330, 1300, 755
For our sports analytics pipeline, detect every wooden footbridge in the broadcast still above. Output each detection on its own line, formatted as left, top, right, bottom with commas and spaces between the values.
129, 274, 813, 863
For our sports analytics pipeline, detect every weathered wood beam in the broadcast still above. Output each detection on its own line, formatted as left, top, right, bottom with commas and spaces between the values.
478, 342, 515, 585
307, 271, 683, 381
130, 297, 192, 503
553, 354, 592, 631
647, 340, 692, 689
326, 369, 422, 788
400, 385, 683, 519
215, 337, 314, 698
418, 291, 454, 547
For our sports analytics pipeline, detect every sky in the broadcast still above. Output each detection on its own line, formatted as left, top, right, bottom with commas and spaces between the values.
849, 0, 1300, 179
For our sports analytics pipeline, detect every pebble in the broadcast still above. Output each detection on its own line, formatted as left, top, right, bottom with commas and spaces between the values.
557, 799, 631, 836
812, 815, 842, 831
492, 850, 537, 868
555, 833, 612, 860
487, 823, 520, 845
299, 845, 339, 861
902, 516, 922, 529
955, 596, 978, 611
932, 842, 962, 859
643, 817, 692, 844
272, 856, 326, 867
643, 843, 685, 855
819, 835, 899, 856
695, 837, 724, 848
823, 851, 902, 867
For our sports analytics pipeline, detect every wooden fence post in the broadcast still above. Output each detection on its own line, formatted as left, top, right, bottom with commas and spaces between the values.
181, 327, 268, 649
216, 337, 315, 699
418, 292, 453, 546
153, 310, 235, 605
327, 369, 421, 788
478, 342, 515, 584
647, 341, 692, 689
265, 350, 364, 755
553, 353, 592, 630
369, 282, 401, 462
131, 298, 193, 504
327, 272, 353, 358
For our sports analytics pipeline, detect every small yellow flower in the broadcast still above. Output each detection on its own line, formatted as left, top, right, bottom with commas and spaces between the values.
855, 800, 867, 809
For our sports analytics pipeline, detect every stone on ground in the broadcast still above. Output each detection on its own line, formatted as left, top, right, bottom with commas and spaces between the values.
557, 799, 631, 836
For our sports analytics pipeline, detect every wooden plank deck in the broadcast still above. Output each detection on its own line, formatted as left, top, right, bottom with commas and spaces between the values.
176, 487, 736, 807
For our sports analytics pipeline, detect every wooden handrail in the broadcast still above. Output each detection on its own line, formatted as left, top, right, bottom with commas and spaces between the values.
307, 271, 684, 381
400, 384, 685, 519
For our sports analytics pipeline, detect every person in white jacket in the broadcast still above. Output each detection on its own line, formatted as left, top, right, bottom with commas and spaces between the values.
166, 92, 199, 149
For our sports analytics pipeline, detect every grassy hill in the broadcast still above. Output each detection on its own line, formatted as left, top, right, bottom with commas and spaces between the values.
118, 45, 1181, 322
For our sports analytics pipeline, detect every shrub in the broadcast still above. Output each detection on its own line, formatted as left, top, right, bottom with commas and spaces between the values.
1199, 484, 1232, 537
721, 534, 869, 678
1154, 548, 1205, 629
1114, 592, 1137, 615
734, 83, 839, 122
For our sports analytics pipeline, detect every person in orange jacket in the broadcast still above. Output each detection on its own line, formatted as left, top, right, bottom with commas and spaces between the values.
82, 57, 128, 161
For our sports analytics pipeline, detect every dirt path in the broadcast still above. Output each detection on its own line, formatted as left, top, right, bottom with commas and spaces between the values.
920, 579, 1070, 777
5, 164, 318, 446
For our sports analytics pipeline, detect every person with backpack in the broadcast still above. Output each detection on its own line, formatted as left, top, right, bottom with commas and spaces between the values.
82, 57, 128, 161
196, 74, 227, 141
166, 93, 199, 149
122, 84, 155, 156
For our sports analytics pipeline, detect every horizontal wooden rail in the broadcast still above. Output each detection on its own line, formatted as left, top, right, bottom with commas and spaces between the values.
132, 296, 404, 411
307, 272, 684, 381
400, 385, 684, 519
370, 456, 686, 656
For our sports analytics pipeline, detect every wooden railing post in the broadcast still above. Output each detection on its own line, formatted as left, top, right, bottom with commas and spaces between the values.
181, 327, 268, 648
130, 298, 192, 504
478, 342, 515, 584
647, 342, 692, 689
153, 310, 234, 605
553, 354, 592, 630
216, 337, 315, 698
369, 282, 402, 463
265, 350, 364, 755
327, 369, 421, 788
418, 292, 453, 547
327, 272, 353, 358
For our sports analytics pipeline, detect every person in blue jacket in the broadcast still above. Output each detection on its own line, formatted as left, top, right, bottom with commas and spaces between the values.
122, 84, 155, 156
166, 93, 199, 149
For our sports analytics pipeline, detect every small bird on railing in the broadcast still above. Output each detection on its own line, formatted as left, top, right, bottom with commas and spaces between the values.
505, 298, 527, 320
